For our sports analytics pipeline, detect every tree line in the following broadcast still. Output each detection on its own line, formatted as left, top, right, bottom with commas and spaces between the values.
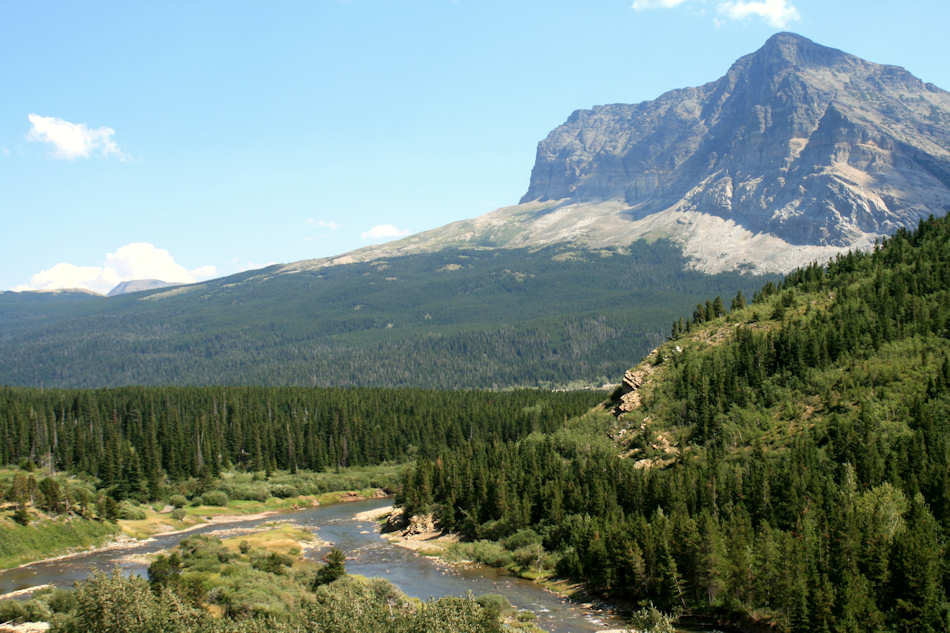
0, 386, 604, 501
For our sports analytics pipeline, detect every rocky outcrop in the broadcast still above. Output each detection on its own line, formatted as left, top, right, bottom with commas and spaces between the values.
616, 368, 648, 413
383, 507, 409, 533
521, 32, 950, 247
381, 508, 440, 538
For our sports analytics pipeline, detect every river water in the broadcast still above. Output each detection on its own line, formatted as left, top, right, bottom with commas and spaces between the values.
0, 499, 624, 633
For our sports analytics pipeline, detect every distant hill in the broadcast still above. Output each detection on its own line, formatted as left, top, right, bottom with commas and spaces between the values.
107, 279, 177, 297
0, 242, 771, 388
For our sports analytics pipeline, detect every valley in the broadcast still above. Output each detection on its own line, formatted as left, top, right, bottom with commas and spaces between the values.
3, 27, 950, 633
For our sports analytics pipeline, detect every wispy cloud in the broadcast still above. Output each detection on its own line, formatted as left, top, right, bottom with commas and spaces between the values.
306, 218, 340, 230
26, 113, 125, 160
14, 242, 216, 294
632, 0, 689, 9
632, 0, 800, 27
361, 224, 410, 241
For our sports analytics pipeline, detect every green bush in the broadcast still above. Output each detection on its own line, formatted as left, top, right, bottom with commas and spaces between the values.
225, 484, 269, 502
47, 587, 77, 613
200, 491, 229, 506
628, 604, 675, 633
251, 552, 293, 575
313, 548, 346, 586
171, 508, 186, 521
168, 494, 187, 508
0, 599, 27, 623
502, 528, 541, 551
475, 594, 512, 620
449, 541, 514, 569
117, 502, 147, 520
268, 484, 299, 499
22, 598, 52, 622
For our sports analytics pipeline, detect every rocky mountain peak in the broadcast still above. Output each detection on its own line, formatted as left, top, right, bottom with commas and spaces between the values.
743, 32, 847, 70
518, 32, 950, 250
107, 279, 176, 297
285, 34, 950, 278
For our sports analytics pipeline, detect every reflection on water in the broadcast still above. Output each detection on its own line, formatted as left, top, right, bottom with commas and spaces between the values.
0, 499, 622, 633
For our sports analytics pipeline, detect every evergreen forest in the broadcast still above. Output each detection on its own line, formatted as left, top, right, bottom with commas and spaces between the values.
0, 241, 770, 390
400, 216, 950, 632
0, 386, 603, 499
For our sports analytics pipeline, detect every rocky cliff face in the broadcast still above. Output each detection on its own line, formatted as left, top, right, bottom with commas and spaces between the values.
521, 32, 950, 247
107, 279, 176, 297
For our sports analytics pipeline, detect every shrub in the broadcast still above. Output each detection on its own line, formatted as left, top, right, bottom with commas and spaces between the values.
200, 491, 229, 506
252, 551, 293, 575
268, 484, 299, 499
168, 494, 188, 508
0, 599, 27, 623
170, 508, 186, 521
449, 541, 514, 568
502, 528, 541, 551
313, 547, 346, 586
475, 594, 512, 620
46, 587, 77, 613
225, 484, 269, 502
628, 603, 675, 633
116, 502, 146, 521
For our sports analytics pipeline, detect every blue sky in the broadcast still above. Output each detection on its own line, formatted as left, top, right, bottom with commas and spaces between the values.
3, 0, 948, 293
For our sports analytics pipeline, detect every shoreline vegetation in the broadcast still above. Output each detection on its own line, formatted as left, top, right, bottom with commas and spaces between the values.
0, 463, 402, 573
367, 506, 626, 630
1, 489, 383, 578
1, 511, 547, 633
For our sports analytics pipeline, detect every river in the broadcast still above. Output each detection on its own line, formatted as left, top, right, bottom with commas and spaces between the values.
0, 498, 625, 633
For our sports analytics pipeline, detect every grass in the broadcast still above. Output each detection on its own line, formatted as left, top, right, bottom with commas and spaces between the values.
0, 465, 399, 566
119, 486, 386, 540
0, 515, 119, 569
221, 524, 319, 557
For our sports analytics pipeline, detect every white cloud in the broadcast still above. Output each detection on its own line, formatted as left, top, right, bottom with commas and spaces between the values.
631, 0, 690, 9
361, 224, 410, 241
306, 218, 340, 230
189, 265, 218, 279
26, 113, 124, 159
15, 242, 216, 295
631, 0, 801, 26
718, 0, 799, 27
230, 258, 276, 273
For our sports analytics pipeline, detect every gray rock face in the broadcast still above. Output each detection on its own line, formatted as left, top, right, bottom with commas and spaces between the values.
521, 33, 950, 246
107, 279, 176, 297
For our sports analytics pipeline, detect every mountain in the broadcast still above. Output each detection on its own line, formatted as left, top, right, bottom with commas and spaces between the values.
107, 279, 177, 297
297, 32, 950, 275
2, 33, 947, 389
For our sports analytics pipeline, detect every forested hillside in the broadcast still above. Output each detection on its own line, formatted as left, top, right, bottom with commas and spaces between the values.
0, 386, 603, 498
0, 242, 769, 389
400, 216, 950, 632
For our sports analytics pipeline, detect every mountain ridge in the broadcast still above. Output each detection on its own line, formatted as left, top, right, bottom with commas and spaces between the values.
281, 32, 949, 277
